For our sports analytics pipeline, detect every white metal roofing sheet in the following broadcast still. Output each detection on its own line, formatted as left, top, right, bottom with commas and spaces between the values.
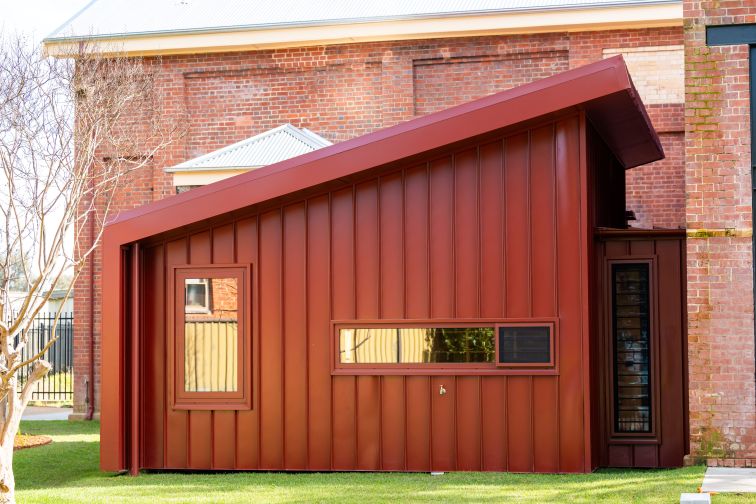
167, 124, 332, 171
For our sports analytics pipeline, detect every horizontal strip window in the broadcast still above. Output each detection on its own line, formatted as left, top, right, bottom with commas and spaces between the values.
336, 321, 556, 370
339, 327, 495, 364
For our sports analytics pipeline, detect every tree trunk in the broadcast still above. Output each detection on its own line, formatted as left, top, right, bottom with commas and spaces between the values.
0, 432, 16, 504
0, 361, 51, 504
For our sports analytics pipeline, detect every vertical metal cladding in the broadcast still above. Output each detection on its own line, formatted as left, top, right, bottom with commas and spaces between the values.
138, 113, 588, 473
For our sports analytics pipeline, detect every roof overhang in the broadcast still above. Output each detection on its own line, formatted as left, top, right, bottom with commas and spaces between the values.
104, 56, 663, 246
44, 2, 681, 57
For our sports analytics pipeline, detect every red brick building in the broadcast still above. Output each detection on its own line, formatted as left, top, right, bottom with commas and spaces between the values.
684, 1, 756, 466
49, 0, 756, 464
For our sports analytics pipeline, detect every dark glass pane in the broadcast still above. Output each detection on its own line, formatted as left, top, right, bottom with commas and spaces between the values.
611, 263, 651, 433
498, 326, 551, 364
339, 327, 494, 364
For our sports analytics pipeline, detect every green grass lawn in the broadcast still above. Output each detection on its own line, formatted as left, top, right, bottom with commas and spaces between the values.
13, 420, 756, 504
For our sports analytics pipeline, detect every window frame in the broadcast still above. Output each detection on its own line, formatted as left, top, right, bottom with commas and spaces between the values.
332, 319, 558, 376
494, 322, 555, 368
184, 278, 211, 314
604, 257, 660, 441
170, 264, 252, 410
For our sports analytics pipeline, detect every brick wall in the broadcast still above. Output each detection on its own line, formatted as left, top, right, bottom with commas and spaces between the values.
74, 28, 686, 419
684, 0, 756, 465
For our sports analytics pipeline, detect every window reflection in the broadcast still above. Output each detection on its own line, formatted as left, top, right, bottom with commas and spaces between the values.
339, 327, 494, 364
184, 277, 238, 392
612, 263, 652, 433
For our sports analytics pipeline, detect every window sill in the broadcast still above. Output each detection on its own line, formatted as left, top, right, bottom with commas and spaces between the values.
331, 366, 560, 376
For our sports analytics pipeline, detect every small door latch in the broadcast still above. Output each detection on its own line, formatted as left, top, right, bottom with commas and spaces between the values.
439, 384, 447, 396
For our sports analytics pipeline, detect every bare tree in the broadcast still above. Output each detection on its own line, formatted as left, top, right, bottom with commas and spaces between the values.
0, 34, 178, 503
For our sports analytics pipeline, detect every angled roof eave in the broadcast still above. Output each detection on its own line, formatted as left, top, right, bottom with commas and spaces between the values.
105, 56, 662, 247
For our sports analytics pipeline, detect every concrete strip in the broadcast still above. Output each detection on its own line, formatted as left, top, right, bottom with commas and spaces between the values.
680, 494, 710, 504
21, 406, 73, 421
701, 467, 756, 493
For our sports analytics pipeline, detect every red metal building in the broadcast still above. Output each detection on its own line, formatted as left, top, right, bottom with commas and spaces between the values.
101, 56, 688, 474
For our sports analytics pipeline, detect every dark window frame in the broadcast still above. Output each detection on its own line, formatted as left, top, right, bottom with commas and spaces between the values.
169, 264, 252, 410
605, 257, 660, 441
331, 319, 559, 376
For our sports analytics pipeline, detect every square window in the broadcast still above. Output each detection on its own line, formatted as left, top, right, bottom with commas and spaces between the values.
184, 278, 210, 313
496, 324, 553, 367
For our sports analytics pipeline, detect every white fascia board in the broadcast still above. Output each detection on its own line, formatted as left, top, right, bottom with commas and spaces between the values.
44, 3, 682, 57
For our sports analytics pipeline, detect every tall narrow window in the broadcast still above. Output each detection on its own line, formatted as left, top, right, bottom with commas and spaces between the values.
184, 277, 238, 392
173, 266, 250, 410
611, 263, 652, 433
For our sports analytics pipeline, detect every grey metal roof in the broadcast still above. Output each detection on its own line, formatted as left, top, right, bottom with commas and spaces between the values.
166, 124, 332, 172
46, 0, 678, 41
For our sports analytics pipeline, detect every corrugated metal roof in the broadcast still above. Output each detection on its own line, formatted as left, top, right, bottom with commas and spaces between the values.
166, 124, 332, 172
46, 0, 677, 41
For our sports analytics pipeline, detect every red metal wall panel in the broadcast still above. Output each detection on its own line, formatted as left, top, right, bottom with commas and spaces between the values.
164, 238, 189, 469
135, 113, 591, 473
456, 376, 482, 471
429, 157, 455, 320
479, 141, 504, 319
331, 188, 357, 469
481, 377, 508, 471
555, 117, 586, 473
283, 204, 308, 470
187, 231, 213, 470
235, 217, 260, 469
404, 165, 430, 319
380, 376, 405, 470
305, 199, 331, 469
212, 224, 237, 470
532, 376, 559, 473
507, 376, 533, 472
405, 376, 431, 471
530, 125, 557, 318
142, 245, 165, 468
259, 211, 284, 468
454, 149, 480, 319
504, 133, 531, 319
431, 375, 456, 471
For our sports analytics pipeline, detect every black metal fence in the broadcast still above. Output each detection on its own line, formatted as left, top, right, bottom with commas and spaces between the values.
10, 312, 74, 402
